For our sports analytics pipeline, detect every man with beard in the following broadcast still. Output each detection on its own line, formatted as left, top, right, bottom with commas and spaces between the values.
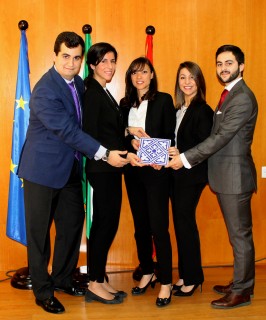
166, 45, 258, 309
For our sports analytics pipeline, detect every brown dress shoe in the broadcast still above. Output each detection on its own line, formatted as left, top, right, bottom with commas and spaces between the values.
211, 292, 251, 309
213, 282, 233, 295
213, 282, 254, 297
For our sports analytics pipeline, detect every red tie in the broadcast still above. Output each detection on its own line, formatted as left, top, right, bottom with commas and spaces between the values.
218, 89, 229, 109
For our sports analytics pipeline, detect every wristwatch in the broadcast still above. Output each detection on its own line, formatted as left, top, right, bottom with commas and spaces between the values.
102, 149, 110, 162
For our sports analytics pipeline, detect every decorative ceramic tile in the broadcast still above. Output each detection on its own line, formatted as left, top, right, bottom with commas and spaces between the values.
137, 138, 171, 165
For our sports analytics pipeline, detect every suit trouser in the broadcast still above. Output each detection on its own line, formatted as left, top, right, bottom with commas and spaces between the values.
171, 180, 205, 285
24, 161, 85, 300
87, 171, 122, 282
217, 192, 255, 294
124, 166, 172, 284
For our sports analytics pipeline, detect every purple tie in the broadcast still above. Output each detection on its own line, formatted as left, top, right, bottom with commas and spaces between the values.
218, 89, 229, 109
68, 81, 81, 124
68, 81, 81, 161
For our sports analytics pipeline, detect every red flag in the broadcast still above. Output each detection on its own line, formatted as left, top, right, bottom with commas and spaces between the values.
145, 34, 153, 64
146, 26, 156, 259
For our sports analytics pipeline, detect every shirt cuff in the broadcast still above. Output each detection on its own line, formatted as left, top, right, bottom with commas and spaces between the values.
180, 153, 192, 169
94, 145, 107, 160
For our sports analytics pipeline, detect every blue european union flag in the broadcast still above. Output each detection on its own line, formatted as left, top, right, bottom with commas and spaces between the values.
6, 29, 31, 246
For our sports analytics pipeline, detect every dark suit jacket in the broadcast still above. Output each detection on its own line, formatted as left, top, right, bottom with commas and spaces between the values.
173, 100, 214, 186
121, 92, 176, 151
18, 67, 100, 188
184, 79, 258, 194
83, 77, 125, 173
121, 92, 176, 180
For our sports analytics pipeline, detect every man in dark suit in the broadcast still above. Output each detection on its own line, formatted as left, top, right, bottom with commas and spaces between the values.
18, 32, 128, 314
166, 45, 258, 309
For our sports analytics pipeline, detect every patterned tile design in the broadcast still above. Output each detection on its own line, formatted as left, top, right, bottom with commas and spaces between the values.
137, 138, 171, 165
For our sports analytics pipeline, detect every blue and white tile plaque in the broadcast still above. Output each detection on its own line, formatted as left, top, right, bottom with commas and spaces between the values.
137, 138, 171, 165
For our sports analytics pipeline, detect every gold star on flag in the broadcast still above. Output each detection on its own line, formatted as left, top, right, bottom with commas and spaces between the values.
15, 95, 28, 110
10, 160, 18, 174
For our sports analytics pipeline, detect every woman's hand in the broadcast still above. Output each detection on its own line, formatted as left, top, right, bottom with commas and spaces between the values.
127, 152, 145, 167
131, 139, 140, 151
150, 164, 163, 170
127, 126, 150, 138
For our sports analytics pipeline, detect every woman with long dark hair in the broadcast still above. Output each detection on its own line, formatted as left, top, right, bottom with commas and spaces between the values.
121, 57, 176, 307
83, 43, 141, 304
168, 61, 213, 296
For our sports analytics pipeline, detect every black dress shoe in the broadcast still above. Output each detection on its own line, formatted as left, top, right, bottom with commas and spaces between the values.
36, 296, 65, 314
85, 289, 123, 304
110, 290, 127, 298
55, 285, 87, 296
211, 292, 251, 309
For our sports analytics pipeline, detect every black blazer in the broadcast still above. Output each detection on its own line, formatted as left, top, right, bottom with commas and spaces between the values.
173, 99, 214, 186
121, 92, 176, 152
83, 77, 125, 173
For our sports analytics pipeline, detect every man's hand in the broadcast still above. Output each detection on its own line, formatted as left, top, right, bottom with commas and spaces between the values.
128, 127, 149, 138
165, 154, 184, 170
168, 146, 179, 157
107, 150, 129, 167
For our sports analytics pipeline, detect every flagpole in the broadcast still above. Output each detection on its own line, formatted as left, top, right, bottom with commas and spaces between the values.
10, 20, 32, 290
72, 24, 93, 287
74, 24, 110, 285
146, 25, 155, 35
82, 23, 92, 278
145, 25, 155, 64
132, 25, 160, 282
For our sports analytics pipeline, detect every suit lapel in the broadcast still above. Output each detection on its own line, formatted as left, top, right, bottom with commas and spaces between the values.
104, 89, 120, 113
219, 79, 244, 110
176, 101, 197, 142
177, 105, 193, 135
212, 81, 244, 132
145, 100, 153, 133
49, 67, 81, 122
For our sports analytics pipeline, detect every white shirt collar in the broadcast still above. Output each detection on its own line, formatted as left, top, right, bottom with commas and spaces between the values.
54, 65, 73, 84
225, 77, 242, 91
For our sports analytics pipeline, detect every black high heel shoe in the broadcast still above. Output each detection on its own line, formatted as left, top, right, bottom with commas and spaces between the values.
156, 286, 172, 307
132, 274, 157, 295
172, 283, 183, 291
173, 283, 203, 297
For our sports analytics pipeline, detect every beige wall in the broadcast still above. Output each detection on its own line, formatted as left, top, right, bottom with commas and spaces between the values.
1, 0, 266, 272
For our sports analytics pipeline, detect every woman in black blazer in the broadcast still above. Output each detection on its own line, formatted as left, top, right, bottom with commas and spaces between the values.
120, 57, 176, 307
83, 43, 140, 304
168, 61, 213, 296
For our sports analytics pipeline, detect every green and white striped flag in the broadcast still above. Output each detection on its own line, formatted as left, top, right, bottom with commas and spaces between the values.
82, 31, 93, 239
